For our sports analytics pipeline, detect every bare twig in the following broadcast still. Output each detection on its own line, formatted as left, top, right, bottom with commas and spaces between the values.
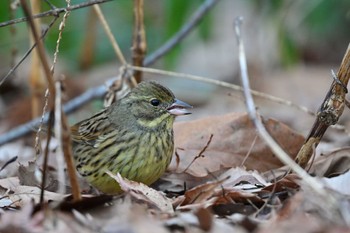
34, 89, 50, 158
240, 134, 258, 167
295, 44, 350, 168
0, 0, 113, 28
20, 0, 55, 96
93, 4, 137, 101
93, 5, 127, 65
0, 156, 18, 172
40, 111, 53, 205
132, 0, 146, 83
56, 0, 81, 201
51, 0, 71, 73
183, 134, 213, 173
55, 80, 81, 200
233, 16, 324, 194
233, 17, 346, 223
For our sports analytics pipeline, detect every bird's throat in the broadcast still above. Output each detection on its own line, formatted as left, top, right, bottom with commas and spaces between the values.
137, 113, 174, 130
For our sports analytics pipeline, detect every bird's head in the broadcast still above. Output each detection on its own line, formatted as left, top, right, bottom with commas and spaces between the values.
121, 81, 192, 129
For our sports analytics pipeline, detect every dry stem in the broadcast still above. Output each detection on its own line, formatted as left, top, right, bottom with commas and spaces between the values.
29, 0, 45, 118
132, 0, 147, 83
20, 0, 55, 96
295, 44, 350, 168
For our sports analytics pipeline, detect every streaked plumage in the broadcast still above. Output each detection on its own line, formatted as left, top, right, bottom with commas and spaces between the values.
71, 81, 192, 194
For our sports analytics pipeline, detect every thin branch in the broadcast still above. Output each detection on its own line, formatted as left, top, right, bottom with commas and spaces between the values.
55, 80, 81, 200
0, 16, 58, 87
0, 0, 114, 28
233, 16, 324, 193
51, 0, 71, 73
144, 0, 220, 66
93, 4, 127, 65
240, 134, 258, 167
54, 0, 81, 201
183, 134, 213, 173
40, 111, 53, 205
233, 17, 343, 222
20, 0, 55, 96
0, 156, 18, 172
34, 89, 50, 158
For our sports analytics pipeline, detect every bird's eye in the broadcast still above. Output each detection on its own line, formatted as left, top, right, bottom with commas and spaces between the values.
150, 99, 160, 106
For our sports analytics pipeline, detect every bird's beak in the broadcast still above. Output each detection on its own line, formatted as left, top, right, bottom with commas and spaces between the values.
167, 99, 192, 116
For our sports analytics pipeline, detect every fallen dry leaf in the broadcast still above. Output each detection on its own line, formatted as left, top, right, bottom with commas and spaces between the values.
0, 176, 20, 191
107, 171, 174, 213
11, 185, 65, 207
172, 113, 304, 177
219, 167, 270, 191
0, 176, 65, 208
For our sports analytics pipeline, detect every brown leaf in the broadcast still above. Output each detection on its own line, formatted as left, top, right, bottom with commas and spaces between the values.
262, 174, 300, 193
309, 147, 350, 177
180, 178, 227, 207
172, 113, 304, 177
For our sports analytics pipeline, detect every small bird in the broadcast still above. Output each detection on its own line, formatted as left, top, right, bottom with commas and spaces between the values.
70, 81, 192, 194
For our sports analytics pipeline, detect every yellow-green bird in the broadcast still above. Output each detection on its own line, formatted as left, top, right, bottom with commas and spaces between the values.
70, 81, 192, 194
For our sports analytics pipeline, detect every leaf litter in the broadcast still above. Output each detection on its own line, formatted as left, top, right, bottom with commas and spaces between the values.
0, 113, 350, 232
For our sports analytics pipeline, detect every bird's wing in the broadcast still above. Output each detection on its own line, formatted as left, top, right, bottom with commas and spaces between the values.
70, 109, 112, 146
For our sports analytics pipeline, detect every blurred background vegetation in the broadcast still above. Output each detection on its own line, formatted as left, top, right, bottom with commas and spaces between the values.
0, 0, 213, 73
0, 0, 350, 128
0, 0, 349, 75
